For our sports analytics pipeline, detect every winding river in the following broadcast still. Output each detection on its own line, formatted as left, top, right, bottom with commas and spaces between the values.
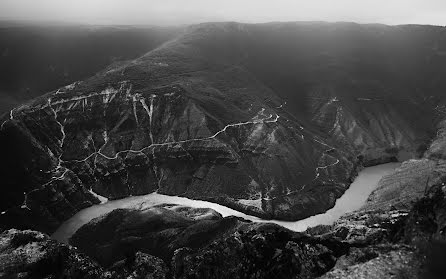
52, 162, 400, 243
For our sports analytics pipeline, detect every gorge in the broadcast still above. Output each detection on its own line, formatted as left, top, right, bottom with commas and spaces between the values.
52, 162, 401, 244
1, 21, 446, 279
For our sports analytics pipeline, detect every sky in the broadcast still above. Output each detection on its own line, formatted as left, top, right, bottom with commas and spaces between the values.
1, 0, 446, 26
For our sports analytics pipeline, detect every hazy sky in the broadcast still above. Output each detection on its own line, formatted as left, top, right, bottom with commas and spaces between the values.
1, 0, 446, 26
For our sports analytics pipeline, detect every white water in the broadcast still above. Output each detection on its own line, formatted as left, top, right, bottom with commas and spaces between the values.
52, 163, 400, 243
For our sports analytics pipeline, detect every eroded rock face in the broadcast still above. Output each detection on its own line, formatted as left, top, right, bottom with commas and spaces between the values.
365, 159, 441, 211
0, 119, 100, 233
364, 117, 446, 212
0, 63, 358, 232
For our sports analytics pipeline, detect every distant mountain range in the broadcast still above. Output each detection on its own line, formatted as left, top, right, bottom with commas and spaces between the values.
0, 22, 180, 113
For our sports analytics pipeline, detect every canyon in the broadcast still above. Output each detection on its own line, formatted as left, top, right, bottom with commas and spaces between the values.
2, 21, 446, 278
2, 22, 443, 234
52, 162, 400, 244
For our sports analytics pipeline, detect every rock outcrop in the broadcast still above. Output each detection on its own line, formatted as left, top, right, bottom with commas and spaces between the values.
69, 204, 247, 266
306, 183, 446, 279
363, 117, 446, 212
0, 229, 104, 278
0, 229, 169, 279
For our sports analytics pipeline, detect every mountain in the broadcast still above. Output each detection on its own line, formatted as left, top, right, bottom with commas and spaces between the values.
1, 21, 446, 235
0, 22, 180, 113
3, 20, 446, 279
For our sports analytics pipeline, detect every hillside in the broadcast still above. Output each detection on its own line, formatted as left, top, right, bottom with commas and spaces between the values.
0, 22, 180, 113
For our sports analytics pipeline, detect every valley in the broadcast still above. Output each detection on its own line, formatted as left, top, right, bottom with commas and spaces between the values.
1, 21, 446, 278
52, 162, 400, 244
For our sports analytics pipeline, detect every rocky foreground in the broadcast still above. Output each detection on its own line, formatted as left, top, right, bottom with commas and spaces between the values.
1, 183, 445, 279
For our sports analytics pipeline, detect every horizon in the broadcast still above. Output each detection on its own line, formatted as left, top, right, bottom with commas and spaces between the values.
0, 18, 445, 29
1, 0, 446, 27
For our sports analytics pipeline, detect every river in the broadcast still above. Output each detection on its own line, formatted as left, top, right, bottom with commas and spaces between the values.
52, 162, 401, 243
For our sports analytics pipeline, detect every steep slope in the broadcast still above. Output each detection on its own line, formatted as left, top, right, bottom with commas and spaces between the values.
0, 22, 179, 113
363, 117, 446, 211
1, 22, 446, 234
179, 22, 442, 154
0, 57, 355, 232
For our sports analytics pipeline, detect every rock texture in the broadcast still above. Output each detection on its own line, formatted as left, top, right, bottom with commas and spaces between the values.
0, 229, 169, 279
364, 118, 446, 212
172, 225, 350, 279
320, 247, 419, 279
307, 183, 446, 279
0, 229, 104, 278
106, 252, 168, 279
365, 159, 439, 211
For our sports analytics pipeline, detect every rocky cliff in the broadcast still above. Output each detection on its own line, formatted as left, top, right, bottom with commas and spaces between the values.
0, 229, 169, 279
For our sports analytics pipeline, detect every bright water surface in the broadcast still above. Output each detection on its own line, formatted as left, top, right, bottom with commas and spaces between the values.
52, 163, 401, 243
